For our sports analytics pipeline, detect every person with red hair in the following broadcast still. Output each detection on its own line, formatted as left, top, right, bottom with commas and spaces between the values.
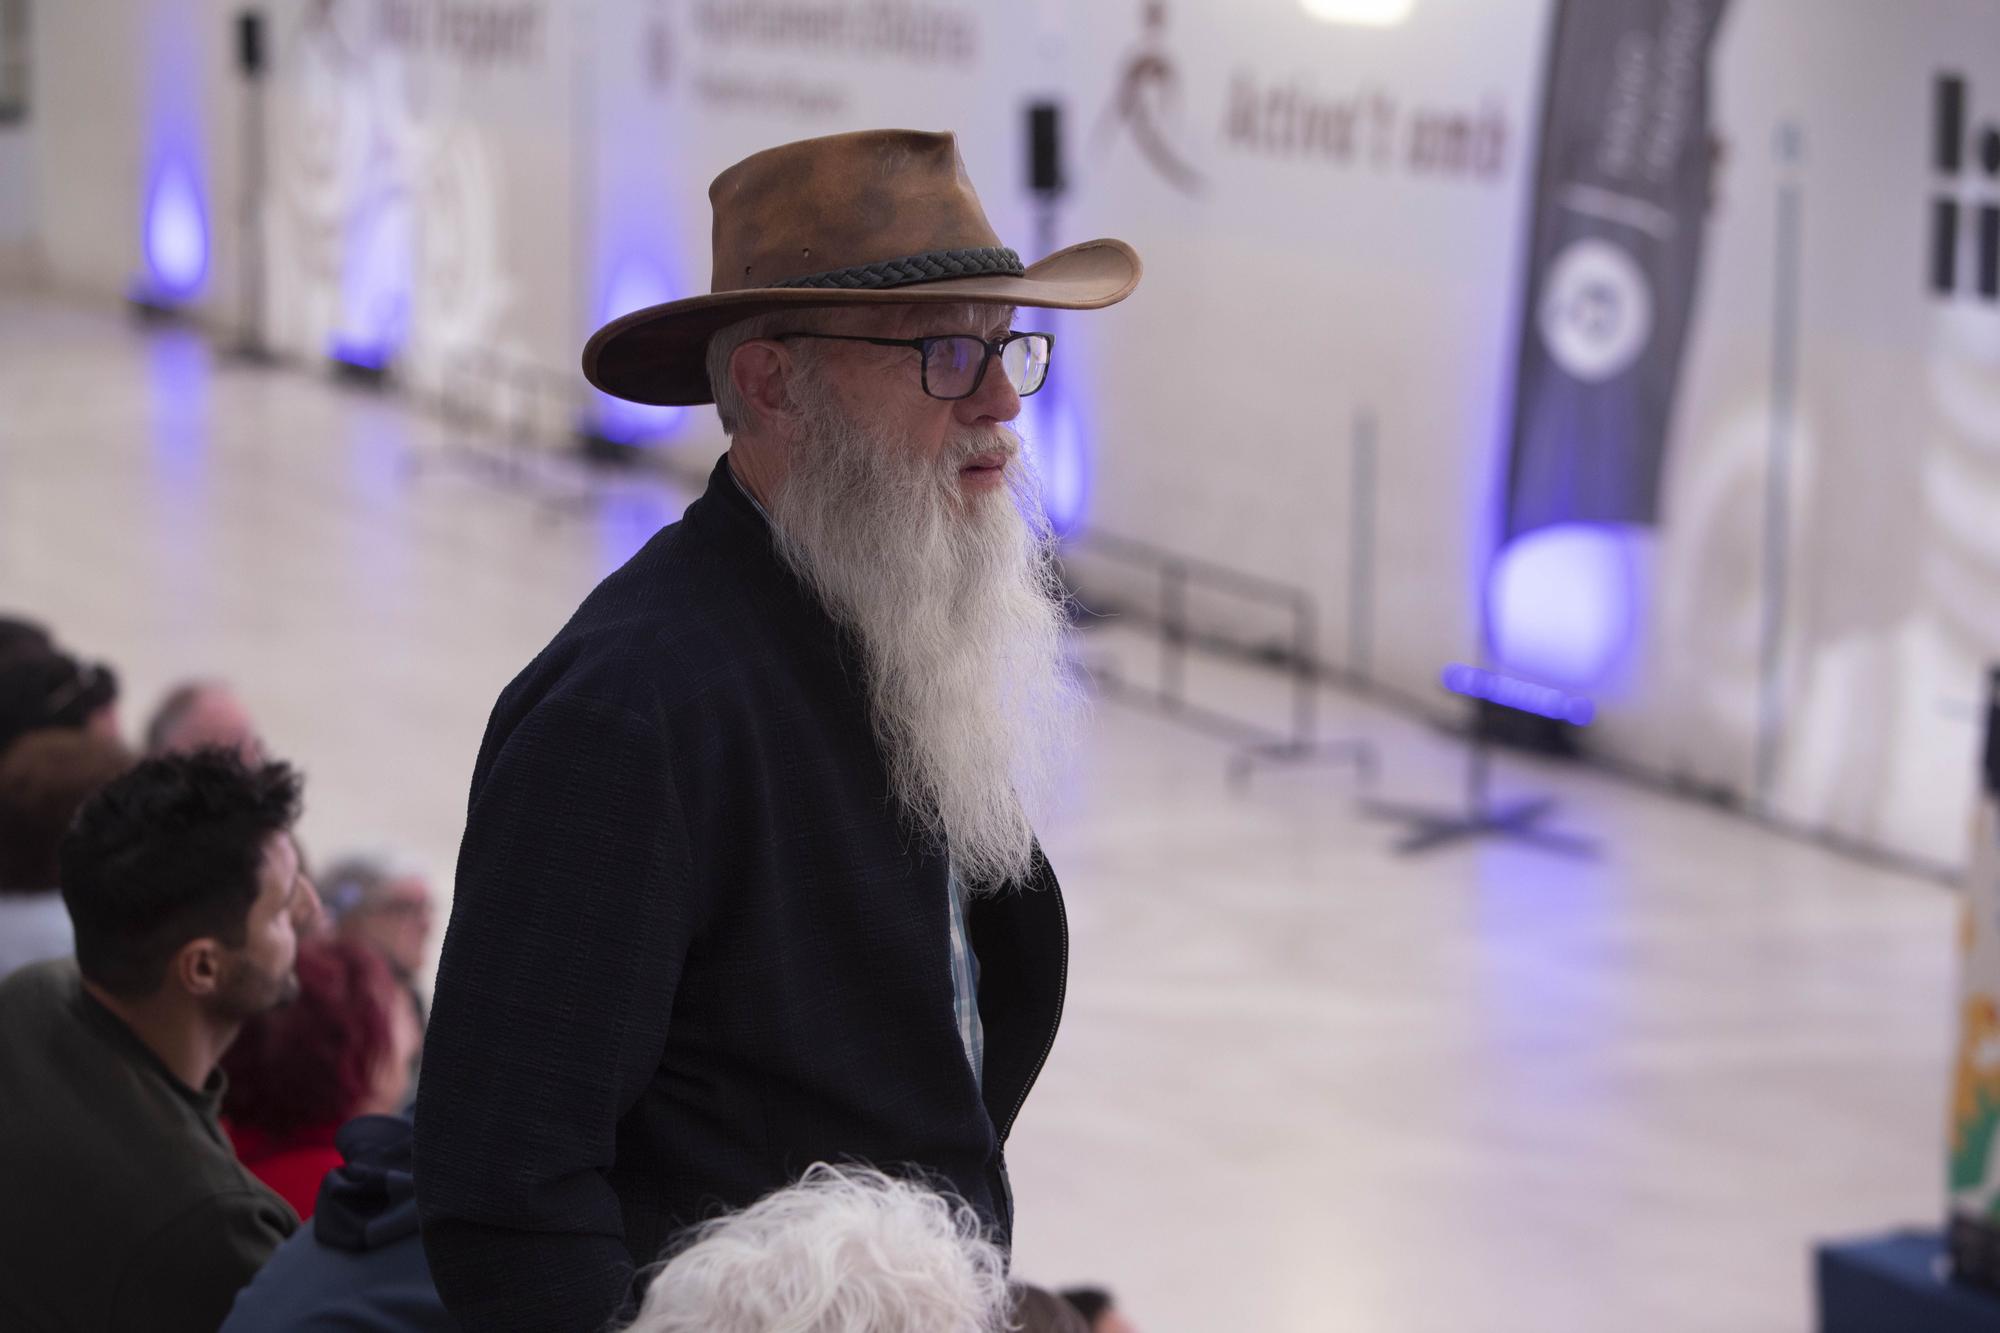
222, 938, 423, 1217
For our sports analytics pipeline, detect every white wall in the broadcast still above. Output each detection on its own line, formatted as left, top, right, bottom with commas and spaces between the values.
12, 0, 2000, 870
0, 123, 34, 270
1055, 0, 1545, 712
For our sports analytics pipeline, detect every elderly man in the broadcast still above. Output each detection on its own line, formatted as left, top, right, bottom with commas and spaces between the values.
417, 129, 1138, 1332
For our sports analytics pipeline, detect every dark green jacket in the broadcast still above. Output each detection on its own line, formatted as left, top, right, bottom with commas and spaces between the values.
0, 959, 297, 1332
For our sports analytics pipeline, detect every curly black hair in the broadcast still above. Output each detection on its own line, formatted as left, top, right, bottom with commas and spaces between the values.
60, 748, 303, 998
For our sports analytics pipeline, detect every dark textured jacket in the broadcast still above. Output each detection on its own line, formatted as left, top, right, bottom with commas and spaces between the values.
220, 1114, 452, 1332
415, 458, 1068, 1333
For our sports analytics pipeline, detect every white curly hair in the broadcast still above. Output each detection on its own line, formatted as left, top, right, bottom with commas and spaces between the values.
625, 1164, 1012, 1333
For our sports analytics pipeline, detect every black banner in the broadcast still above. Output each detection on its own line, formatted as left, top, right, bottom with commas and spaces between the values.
1501, 0, 1730, 541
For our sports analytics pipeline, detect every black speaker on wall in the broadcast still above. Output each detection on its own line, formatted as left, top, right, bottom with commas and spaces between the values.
1028, 101, 1064, 198
1985, 666, 2000, 792
236, 11, 265, 78
230, 7, 274, 359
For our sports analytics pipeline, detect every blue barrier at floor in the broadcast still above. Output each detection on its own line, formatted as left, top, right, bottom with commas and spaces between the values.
1817, 1231, 2000, 1333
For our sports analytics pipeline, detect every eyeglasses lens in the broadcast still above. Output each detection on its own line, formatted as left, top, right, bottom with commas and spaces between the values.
1003, 335, 1050, 397
926, 336, 985, 398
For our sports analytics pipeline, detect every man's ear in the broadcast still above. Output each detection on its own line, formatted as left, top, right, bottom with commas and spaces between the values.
173, 938, 225, 999
728, 339, 791, 431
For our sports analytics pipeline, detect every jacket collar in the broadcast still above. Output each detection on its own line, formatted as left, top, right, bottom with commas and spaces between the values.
698, 452, 771, 534
722, 452, 775, 524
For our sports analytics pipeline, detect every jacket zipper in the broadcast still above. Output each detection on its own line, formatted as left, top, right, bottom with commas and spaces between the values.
996, 877, 1068, 1143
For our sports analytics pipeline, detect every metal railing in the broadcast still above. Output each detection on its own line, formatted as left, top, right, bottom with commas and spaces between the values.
1061, 528, 1376, 790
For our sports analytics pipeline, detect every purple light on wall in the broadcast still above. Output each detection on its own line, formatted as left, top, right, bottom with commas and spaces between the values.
143, 158, 208, 300
595, 257, 687, 444
328, 338, 393, 372
333, 193, 413, 370
594, 487, 683, 576
1442, 663, 1596, 726
1486, 522, 1639, 689
1021, 390, 1089, 539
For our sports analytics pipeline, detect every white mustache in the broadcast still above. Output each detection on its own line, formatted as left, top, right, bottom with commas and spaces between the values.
932, 434, 1019, 481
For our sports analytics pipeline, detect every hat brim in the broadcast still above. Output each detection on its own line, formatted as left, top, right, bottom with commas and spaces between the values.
581, 237, 1141, 407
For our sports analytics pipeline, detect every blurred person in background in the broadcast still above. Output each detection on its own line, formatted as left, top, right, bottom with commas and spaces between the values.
219, 1111, 453, 1333
0, 613, 55, 663
0, 728, 134, 977
222, 938, 423, 1218
0, 750, 318, 1332
0, 644, 121, 759
323, 852, 436, 1016
420, 128, 1136, 1332
146, 679, 267, 765
1013, 1286, 1091, 1333
1061, 1287, 1142, 1333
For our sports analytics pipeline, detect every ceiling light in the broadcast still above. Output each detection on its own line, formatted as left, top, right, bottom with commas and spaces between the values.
1301, 0, 1415, 27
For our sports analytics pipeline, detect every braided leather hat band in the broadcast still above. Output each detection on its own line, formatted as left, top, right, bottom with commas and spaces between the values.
772, 246, 1026, 291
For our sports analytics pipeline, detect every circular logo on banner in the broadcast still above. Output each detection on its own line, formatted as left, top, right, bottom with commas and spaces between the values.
1538, 238, 1654, 383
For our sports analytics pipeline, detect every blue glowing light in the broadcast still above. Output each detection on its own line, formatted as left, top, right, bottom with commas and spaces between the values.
1021, 391, 1089, 538
143, 159, 208, 300
328, 338, 392, 372
595, 258, 687, 444
1486, 522, 1639, 689
333, 195, 413, 370
1442, 663, 1596, 726
595, 486, 685, 576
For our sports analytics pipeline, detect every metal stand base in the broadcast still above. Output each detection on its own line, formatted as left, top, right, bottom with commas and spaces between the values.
332, 357, 391, 389
126, 293, 192, 323
1362, 737, 1596, 859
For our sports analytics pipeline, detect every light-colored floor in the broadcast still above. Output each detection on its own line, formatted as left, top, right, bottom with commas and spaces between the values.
0, 292, 1957, 1333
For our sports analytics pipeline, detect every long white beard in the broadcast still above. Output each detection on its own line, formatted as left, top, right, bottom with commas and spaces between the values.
765, 379, 1079, 890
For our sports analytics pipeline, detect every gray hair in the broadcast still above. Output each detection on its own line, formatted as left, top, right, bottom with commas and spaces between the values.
626, 1164, 1011, 1333
706, 310, 815, 436
143, 680, 219, 755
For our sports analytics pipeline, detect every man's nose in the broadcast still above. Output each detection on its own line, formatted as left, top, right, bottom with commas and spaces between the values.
295, 878, 324, 932
957, 359, 1021, 426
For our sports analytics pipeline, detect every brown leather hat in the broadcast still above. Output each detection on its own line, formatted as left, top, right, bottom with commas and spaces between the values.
582, 129, 1142, 406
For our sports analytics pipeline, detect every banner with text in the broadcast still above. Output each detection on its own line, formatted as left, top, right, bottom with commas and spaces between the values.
1502, 0, 1729, 541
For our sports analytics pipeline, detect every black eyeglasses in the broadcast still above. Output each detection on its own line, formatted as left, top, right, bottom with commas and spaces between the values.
770, 330, 1054, 401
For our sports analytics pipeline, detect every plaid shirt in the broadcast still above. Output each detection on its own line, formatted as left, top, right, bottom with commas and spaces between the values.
731, 461, 984, 1088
